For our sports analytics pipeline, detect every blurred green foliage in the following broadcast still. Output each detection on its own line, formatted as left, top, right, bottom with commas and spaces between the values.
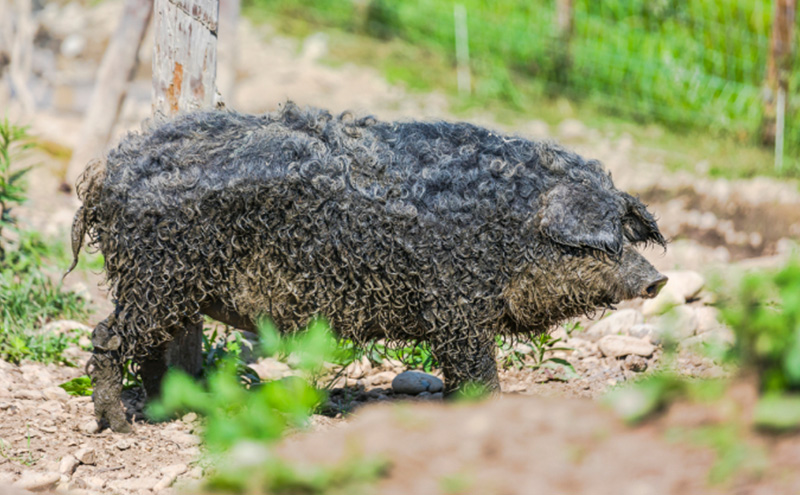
148, 318, 386, 494
245, 0, 799, 171
719, 258, 800, 395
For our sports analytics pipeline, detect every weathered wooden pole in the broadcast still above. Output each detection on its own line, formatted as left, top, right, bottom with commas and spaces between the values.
151, 0, 219, 379
65, 0, 153, 190
762, 0, 796, 162
152, 0, 219, 116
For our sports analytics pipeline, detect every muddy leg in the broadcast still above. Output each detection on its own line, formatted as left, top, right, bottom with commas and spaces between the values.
432, 332, 500, 398
138, 341, 169, 401
87, 318, 130, 433
138, 319, 203, 402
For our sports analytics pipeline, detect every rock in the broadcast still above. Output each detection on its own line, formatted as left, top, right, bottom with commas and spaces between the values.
343, 356, 372, 379
182, 412, 198, 423
42, 320, 92, 335
663, 270, 705, 301
628, 323, 658, 342
154, 474, 177, 492
114, 439, 132, 450
160, 463, 188, 478
79, 420, 100, 434
165, 431, 201, 447
59, 455, 79, 475
391, 371, 443, 395
655, 306, 699, 340
695, 306, 723, 334
14, 389, 44, 400
249, 357, 290, 381
14, 471, 61, 491
43, 387, 70, 401
586, 309, 644, 339
641, 284, 684, 316
623, 355, 648, 372
367, 371, 397, 386
598, 335, 655, 358
74, 447, 96, 465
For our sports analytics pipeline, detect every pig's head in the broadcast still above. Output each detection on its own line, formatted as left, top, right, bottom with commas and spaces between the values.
503, 179, 667, 333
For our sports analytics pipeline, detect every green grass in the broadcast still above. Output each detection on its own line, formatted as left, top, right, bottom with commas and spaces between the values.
243, 0, 799, 179
0, 119, 91, 365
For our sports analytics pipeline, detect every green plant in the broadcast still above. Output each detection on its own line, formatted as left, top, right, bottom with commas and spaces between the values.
528, 333, 578, 379
0, 426, 42, 467
148, 318, 386, 493
0, 121, 91, 365
0, 117, 34, 254
717, 258, 800, 394
60, 376, 93, 397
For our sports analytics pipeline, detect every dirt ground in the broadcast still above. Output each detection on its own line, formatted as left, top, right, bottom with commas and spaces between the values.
1, 1, 800, 494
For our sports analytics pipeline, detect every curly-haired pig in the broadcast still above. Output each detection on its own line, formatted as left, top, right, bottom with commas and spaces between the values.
69, 103, 667, 432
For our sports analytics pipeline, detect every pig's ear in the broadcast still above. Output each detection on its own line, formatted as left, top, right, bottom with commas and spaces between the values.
621, 193, 666, 248
537, 182, 623, 258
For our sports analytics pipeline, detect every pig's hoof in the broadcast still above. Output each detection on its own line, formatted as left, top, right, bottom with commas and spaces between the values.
96, 403, 131, 433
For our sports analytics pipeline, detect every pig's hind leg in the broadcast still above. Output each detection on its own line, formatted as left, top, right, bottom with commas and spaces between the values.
87, 316, 131, 433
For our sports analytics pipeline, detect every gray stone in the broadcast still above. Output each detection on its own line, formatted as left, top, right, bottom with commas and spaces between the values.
14, 471, 61, 491
391, 371, 443, 395
586, 309, 644, 339
598, 335, 656, 358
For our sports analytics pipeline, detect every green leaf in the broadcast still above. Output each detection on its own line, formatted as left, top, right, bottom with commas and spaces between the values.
59, 376, 92, 396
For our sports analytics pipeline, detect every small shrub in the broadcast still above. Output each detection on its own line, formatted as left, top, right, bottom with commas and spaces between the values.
148, 318, 386, 493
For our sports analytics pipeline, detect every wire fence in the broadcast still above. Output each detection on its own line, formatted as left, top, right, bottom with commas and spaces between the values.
255, 0, 797, 164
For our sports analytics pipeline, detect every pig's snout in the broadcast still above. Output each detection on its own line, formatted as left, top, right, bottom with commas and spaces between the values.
642, 274, 668, 299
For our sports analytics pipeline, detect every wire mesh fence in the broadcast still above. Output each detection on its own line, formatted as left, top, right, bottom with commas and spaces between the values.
252, 0, 797, 165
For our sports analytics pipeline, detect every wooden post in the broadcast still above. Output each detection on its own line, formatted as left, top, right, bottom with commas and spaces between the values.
152, 0, 219, 116
65, 0, 153, 190
554, 0, 574, 82
152, 0, 220, 378
763, 0, 796, 151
